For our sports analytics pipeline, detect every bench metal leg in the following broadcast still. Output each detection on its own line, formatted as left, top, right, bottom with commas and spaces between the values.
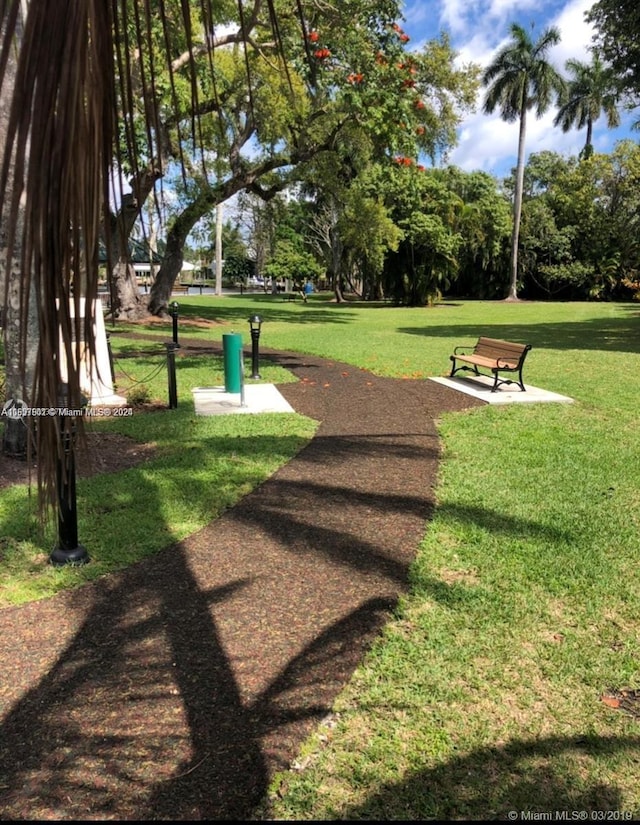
490, 370, 526, 392
450, 357, 480, 379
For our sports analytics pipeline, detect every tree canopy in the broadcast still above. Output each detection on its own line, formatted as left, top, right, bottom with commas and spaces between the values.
587, 0, 640, 105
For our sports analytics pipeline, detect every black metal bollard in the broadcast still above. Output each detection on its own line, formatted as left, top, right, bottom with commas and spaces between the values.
169, 300, 180, 347
248, 314, 263, 379
49, 419, 89, 567
166, 342, 178, 409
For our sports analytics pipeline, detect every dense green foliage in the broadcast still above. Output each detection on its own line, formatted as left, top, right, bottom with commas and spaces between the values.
515, 142, 640, 300
587, 0, 640, 104
237, 138, 640, 305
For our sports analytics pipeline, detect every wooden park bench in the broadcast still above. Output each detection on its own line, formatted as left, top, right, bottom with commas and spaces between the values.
171, 284, 190, 296
449, 336, 532, 392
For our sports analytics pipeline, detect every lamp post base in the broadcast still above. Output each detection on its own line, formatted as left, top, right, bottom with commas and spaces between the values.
49, 544, 90, 567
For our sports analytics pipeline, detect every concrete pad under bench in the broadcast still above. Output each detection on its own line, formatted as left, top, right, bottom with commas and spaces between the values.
430, 374, 574, 405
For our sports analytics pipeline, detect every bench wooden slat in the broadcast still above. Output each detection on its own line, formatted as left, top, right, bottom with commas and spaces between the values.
455, 353, 519, 370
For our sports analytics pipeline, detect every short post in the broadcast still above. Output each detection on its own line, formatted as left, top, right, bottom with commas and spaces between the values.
239, 349, 247, 408
166, 342, 178, 409
106, 332, 116, 384
169, 300, 180, 347
49, 418, 89, 567
248, 314, 263, 380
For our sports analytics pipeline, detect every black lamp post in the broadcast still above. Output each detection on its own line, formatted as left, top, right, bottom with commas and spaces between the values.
169, 300, 180, 347
49, 416, 89, 567
248, 314, 263, 379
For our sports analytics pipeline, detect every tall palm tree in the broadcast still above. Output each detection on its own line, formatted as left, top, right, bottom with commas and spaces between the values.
482, 22, 565, 300
554, 51, 620, 159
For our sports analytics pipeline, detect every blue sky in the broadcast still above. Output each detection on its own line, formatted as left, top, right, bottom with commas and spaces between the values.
401, 0, 637, 177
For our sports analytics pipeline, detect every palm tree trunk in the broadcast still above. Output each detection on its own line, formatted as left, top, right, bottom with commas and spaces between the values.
583, 118, 594, 158
507, 104, 527, 301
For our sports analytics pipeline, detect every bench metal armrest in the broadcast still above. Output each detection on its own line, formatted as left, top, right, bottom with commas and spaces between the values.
453, 344, 473, 355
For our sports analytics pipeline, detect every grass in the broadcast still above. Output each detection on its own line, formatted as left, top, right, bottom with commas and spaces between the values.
3, 295, 640, 817
0, 345, 314, 606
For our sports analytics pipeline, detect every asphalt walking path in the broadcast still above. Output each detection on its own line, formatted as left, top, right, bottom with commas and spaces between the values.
0, 346, 482, 820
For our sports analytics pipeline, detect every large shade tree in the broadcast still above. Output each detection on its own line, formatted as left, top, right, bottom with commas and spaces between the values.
143, 15, 478, 315
0, 0, 303, 515
482, 22, 565, 300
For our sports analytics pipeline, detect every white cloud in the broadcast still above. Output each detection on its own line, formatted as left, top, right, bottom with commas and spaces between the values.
548, 0, 594, 68
403, 0, 633, 176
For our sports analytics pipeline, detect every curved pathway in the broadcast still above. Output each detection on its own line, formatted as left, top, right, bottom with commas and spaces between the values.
0, 347, 482, 820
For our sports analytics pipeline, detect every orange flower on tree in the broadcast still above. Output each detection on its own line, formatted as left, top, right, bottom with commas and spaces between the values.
314, 48, 331, 59
307, 31, 319, 43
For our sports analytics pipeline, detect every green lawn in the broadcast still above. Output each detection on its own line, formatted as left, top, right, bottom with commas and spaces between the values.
2, 295, 640, 818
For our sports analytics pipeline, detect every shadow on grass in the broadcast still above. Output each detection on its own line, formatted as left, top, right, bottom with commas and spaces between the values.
399, 313, 640, 354
339, 733, 639, 819
110, 294, 361, 332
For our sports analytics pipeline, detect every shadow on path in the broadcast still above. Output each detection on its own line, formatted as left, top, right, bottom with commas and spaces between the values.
0, 349, 483, 819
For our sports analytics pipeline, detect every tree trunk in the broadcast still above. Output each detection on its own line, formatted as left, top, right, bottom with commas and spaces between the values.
148, 192, 214, 315
507, 104, 527, 301
110, 259, 147, 320
108, 181, 162, 320
2, 257, 39, 457
147, 245, 185, 316
329, 205, 345, 302
1, 4, 38, 458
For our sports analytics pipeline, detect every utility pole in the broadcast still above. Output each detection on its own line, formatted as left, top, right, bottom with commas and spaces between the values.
215, 202, 223, 296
